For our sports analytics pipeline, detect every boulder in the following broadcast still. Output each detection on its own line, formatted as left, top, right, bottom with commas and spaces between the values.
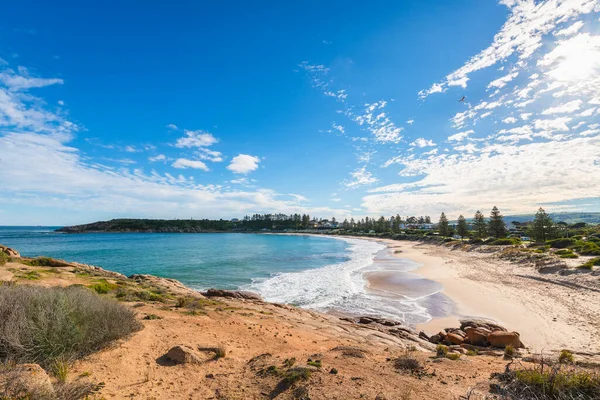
429, 334, 442, 344
202, 288, 263, 301
487, 331, 523, 349
165, 345, 203, 364
464, 327, 489, 346
459, 319, 507, 332
418, 331, 430, 341
0, 245, 20, 258
446, 332, 464, 345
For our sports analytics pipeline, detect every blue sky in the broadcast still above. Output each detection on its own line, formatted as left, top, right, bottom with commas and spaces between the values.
1, 0, 600, 225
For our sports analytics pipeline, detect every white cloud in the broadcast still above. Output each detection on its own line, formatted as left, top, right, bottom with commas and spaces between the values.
448, 130, 474, 142
363, 137, 600, 216
502, 117, 517, 123
227, 154, 260, 174
0, 67, 63, 91
148, 154, 166, 162
554, 20, 585, 36
406, 119, 414, 125
166, 124, 178, 130
487, 71, 519, 88
534, 117, 572, 131
124, 145, 139, 153
196, 148, 223, 162
57, 100, 64, 106
541, 99, 582, 114
352, 101, 403, 143
172, 158, 209, 171
409, 138, 436, 147
344, 166, 379, 188
419, 0, 598, 96
175, 130, 218, 148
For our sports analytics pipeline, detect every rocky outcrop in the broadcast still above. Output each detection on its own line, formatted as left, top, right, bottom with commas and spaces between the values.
0, 245, 20, 258
426, 319, 525, 350
202, 288, 262, 301
129, 274, 205, 299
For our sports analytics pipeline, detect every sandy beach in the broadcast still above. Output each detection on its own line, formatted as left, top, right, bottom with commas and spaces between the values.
368, 238, 600, 353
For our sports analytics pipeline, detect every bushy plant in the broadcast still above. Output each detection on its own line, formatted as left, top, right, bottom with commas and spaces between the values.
446, 353, 461, 360
0, 285, 141, 367
436, 344, 448, 357
490, 238, 519, 246
559, 350, 574, 364
0, 252, 8, 266
548, 238, 576, 249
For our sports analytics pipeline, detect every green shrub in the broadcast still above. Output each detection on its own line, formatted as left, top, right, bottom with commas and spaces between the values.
497, 365, 600, 399
282, 367, 312, 385
466, 349, 478, 356
559, 350, 574, 364
559, 253, 579, 259
436, 344, 448, 357
490, 238, 519, 246
307, 360, 322, 368
0, 252, 8, 266
554, 249, 572, 255
574, 241, 600, 256
504, 345, 515, 358
0, 285, 141, 367
446, 353, 461, 360
577, 258, 600, 270
17, 271, 41, 280
394, 354, 422, 371
89, 279, 118, 294
548, 238, 576, 249
22, 257, 65, 267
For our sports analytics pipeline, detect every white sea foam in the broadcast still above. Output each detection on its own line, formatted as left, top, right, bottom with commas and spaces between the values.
246, 236, 435, 325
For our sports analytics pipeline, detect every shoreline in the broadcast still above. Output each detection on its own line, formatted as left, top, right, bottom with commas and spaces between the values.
281, 233, 599, 352
369, 238, 600, 352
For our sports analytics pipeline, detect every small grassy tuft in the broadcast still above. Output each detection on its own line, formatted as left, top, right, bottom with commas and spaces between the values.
446, 353, 461, 361
559, 350, 574, 364
504, 345, 515, 358
307, 360, 322, 368
436, 344, 448, 358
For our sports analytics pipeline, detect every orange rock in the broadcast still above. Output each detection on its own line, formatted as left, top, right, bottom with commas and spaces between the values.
446, 332, 464, 345
487, 331, 523, 348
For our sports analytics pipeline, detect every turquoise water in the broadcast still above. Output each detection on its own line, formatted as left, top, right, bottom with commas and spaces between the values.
0, 226, 448, 324
0, 227, 351, 290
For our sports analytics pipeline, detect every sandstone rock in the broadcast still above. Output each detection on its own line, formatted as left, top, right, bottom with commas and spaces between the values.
0, 245, 20, 258
459, 319, 506, 332
446, 332, 464, 345
487, 331, 523, 349
130, 274, 205, 299
464, 327, 488, 346
202, 288, 262, 301
429, 334, 442, 344
418, 331, 430, 341
165, 345, 203, 364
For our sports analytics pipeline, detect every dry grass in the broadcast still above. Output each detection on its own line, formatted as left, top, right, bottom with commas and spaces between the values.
493, 361, 600, 399
0, 285, 141, 368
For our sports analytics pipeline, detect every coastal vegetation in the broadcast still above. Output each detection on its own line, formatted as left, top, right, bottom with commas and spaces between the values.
0, 285, 141, 368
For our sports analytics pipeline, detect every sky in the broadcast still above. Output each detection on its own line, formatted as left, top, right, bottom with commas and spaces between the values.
1, 0, 600, 225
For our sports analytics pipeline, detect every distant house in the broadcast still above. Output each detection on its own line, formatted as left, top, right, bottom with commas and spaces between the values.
307, 220, 319, 229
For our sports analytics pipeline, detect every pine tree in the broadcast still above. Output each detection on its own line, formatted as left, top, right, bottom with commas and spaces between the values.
473, 210, 486, 239
529, 207, 555, 243
456, 215, 469, 239
438, 212, 449, 236
488, 206, 507, 239
424, 216, 431, 224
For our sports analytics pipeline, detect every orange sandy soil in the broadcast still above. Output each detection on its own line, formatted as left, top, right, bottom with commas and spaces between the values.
0, 258, 514, 400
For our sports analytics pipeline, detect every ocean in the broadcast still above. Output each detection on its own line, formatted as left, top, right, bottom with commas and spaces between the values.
0, 226, 450, 325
